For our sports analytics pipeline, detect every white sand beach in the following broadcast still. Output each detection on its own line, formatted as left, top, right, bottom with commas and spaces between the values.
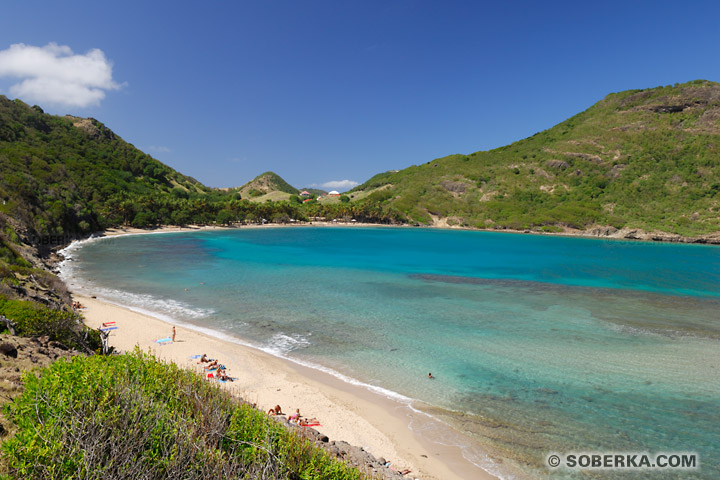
74, 293, 497, 480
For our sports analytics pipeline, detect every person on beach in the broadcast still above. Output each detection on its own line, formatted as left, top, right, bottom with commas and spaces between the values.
299, 417, 320, 427
289, 408, 301, 421
428, 372, 434, 379
268, 405, 283, 416
203, 360, 219, 370
197, 354, 208, 363
172, 326, 176, 342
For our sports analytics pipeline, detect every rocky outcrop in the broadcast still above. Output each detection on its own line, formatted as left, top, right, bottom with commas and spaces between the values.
439, 180, 468, 194
66, 116, 116, 140
269, 415, 408, 479
0, 342, 17, 358
576, 226, 720, 245
546, 159, 569, 170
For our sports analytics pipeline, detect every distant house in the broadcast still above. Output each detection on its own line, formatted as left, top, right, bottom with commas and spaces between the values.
328, 190, 340, 196
300, 191, 310, 196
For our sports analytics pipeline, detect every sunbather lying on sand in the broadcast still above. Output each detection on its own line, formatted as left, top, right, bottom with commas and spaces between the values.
203, 360, 219, 370
391, 468, 411, 475
299, 417, 320, 427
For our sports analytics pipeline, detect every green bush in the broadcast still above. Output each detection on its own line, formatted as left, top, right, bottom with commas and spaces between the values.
0, 296, 101, 352
2, 350, 365, 480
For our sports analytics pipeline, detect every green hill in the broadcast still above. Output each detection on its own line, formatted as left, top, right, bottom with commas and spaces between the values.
235, 171, 299, 201
3, 79, 720, 267
0, 96, 206, 243
0, 100, 402, 304
350, 80, 720, 236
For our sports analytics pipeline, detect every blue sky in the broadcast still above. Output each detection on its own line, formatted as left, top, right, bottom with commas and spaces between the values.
1, 1, 719, 190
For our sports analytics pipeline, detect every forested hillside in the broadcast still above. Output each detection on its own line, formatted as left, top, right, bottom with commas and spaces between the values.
0, 97, 400, 250
0, 96, 402, 310
351, 80, 720, 236
0, 97, 206, 240
3, 80, 720, 268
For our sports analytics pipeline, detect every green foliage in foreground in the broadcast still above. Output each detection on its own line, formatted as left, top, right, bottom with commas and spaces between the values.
0, 296, 101, 353
1, 350, 366, 480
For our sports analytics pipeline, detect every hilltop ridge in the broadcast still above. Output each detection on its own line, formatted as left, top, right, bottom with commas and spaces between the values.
233, 171, 299, 202
350, 80, 720, 237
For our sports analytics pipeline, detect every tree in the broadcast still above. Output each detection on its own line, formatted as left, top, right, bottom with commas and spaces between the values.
131, 212, 154, 228
216, 209, 235, 225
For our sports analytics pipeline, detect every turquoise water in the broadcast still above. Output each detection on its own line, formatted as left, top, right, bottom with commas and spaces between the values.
61, 227, 720, 479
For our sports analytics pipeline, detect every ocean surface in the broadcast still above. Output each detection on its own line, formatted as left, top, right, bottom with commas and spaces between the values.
60, 227, 720, 479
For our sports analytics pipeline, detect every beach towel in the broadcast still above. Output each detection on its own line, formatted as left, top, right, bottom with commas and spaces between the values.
303, 423, 322, 427
100, 327, 118, 331
102, 321, 116, 327
155, 337, 172, 344
189, 354, 204, 359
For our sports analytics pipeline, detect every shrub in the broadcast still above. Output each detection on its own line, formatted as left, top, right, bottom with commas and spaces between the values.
0, 296, 100, 352
2, 350, 365, 480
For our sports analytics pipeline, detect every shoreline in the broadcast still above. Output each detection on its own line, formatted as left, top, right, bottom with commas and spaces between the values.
86, 221, 720, 247
46, 221, 720, 480
54, 222, 720, 480
72, 293, 498, 480
59, 224, 518, 480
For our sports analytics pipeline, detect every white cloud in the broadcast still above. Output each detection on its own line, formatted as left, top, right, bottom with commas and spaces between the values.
0, 43, 122, 108
320, 180, 359, 191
